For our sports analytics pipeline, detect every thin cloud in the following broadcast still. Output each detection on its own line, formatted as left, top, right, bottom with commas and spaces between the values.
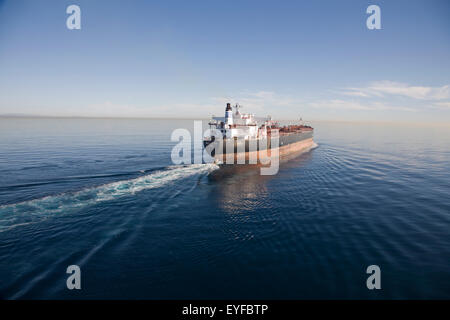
309, 99, 416, 112
433, 101, 450, 109
212, 91, 300, 115
341, 81, 450, 100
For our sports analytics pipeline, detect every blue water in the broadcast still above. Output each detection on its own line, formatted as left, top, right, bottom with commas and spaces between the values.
0, 118, 449, 299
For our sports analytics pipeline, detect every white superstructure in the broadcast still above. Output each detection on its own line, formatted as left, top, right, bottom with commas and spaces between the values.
208, 103, 273, 140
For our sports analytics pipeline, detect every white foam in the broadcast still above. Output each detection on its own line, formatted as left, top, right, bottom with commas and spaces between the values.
0, 164, 219, 231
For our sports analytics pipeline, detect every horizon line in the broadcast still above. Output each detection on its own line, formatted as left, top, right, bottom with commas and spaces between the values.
1, 114, 449, 127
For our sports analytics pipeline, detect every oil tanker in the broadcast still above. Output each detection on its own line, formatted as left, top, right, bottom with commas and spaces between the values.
203, 103, 314, 164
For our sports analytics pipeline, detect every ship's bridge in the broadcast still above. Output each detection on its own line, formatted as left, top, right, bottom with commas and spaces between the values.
208, 103, 272, 140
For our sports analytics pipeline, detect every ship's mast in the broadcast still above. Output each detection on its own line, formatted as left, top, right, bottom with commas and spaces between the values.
234, 103, 242, 115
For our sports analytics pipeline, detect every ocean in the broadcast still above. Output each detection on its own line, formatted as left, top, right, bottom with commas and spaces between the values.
0, 118, 449, 299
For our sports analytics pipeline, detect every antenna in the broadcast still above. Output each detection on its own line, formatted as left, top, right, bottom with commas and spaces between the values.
234, 103, 242, 114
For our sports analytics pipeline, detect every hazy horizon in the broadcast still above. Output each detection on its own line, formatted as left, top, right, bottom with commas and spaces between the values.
2, 113, 449, 127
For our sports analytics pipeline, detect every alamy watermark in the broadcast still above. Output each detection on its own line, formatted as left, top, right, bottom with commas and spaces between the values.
64, 263, 382, 292
366, 5, 381, 30
366, 265, 381, 290
65, 5, 382, 32
66, 5, 81, 30
66, 264, 81, 290
170, 121, 280, 175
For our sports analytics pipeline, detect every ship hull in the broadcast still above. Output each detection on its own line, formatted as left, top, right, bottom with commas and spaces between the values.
204, 131, 314, 164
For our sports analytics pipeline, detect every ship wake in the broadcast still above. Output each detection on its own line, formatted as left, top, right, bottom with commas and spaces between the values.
0, 164, 219, 232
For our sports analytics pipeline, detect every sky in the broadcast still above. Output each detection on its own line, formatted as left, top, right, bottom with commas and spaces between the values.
0, 0, 449, 122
